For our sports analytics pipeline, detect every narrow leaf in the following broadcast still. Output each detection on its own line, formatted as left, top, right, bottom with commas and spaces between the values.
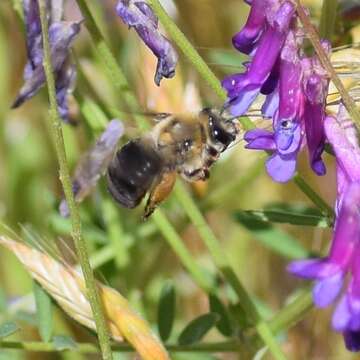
234, 211, 309, 259
178, 313, 219, 346
0, 322, 19, 339
234, 206, 331, 228
208, 294, 233, 337
157, 281, 176, 342
53, 335, 77, 351
33, 280, 53, 342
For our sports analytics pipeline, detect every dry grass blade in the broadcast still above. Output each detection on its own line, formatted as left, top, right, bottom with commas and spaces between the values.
0, 236, 169, 360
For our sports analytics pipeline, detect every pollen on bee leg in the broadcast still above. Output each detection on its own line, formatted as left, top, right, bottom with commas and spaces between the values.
143, 172, 177, 220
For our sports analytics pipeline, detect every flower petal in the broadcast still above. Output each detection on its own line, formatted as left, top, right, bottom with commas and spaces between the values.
287, 258, 339, 279
232, 0, 265, 55
344, 331, 360, 352
116, 0, 178, 86
313, 272, 344, 308
333, 295, 352, 332
12, 21, 81, 111
223, 1, 295, 116
262, 89, 279, 118
303, 74, 327, 176
325, 110, 360, 183
265, 152, 297, 183
244, 129, 276, 150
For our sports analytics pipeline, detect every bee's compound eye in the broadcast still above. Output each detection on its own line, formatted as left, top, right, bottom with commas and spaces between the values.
209, 118, 235, 148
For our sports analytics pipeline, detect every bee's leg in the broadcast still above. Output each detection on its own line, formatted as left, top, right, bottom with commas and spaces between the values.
143, 171, 177, 220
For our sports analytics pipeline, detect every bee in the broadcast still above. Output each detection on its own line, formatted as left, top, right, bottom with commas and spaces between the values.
107, 108, 240, 218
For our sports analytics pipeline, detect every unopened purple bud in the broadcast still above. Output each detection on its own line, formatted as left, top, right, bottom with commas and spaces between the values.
116, 0, 178, 86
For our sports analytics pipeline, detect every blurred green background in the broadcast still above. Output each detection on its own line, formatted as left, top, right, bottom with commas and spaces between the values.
0, 0, 359, 359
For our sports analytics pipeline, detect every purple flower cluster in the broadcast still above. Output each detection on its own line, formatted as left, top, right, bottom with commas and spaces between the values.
223, 0, 330, 183
12, 0, 81, 123
289, 106, 360, 352
225, 1, 360, 352
116, 0, 178, 86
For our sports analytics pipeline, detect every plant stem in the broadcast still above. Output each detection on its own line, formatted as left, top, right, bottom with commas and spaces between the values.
269, 289, 313, 334
319, 0, 338, 40
174, 183, 287, 360
74, 0, 217, 292
37, 2, 112, 359
147, 0, 255, 130
0, 340, 240, 353
296, 0, 360, 129
152, 210, 214, 291
293, 174, 334, 219
76, 0, 148, 132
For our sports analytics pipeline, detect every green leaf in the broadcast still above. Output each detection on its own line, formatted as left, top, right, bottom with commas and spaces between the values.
0, 322, 19, 339
234, 210, 310, 259
33, 281, 53, 342
178, 313, 219, 346
157, 281, 176, 342
228, 303, 252, 330
53, 335, 77, 351
208, 294, 233, 337
234, 204, 331, 228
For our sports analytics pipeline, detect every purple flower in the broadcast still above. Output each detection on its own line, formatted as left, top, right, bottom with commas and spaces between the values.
301, 41, 331, 176
60, 120, 124, 217
12, 0, 81, 123
244, 31, 304, 183
288, 108, 360, 352
232, 0, 266, 55
222, 1, 295, 116
116, 0, 178, 86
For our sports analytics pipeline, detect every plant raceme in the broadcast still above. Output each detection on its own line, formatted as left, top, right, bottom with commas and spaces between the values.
289, 106, 360, 352
224, 0, 360, 352
12, 0, 81, 123
223, 0, 330, 183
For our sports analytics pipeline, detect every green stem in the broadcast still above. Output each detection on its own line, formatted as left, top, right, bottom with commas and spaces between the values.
152, 210, 214, 292
269, 289, 313, 334
174, 183, 287, 360
293, 174, 334, 219
76, 0, 148, 132
37, 2, 112, 359
319, 0, 338, 40
0, 340, 240, 353
148, 0, 255, 130
11, 0, 24, 20
296, 0, 360, 129
74, 0, 216, 292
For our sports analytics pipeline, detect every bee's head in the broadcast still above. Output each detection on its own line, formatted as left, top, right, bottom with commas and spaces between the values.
201, 107, 238, 150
